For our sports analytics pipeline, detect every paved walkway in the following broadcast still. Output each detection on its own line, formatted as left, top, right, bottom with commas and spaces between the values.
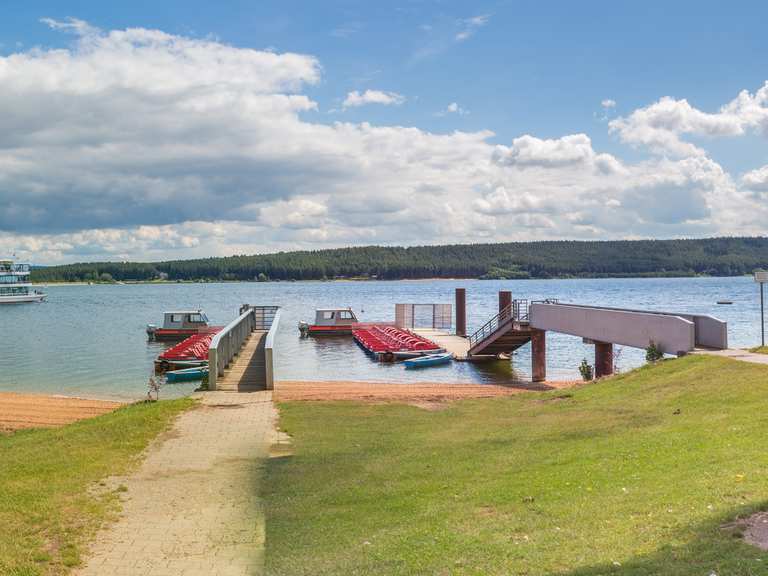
76, 391, 276, 576
694, 348, 768, 365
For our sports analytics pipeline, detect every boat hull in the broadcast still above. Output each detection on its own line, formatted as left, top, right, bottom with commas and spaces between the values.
404, 353, 453, 369
166, 367, 208, 382
0, 293, 46, 304
304, 325, 357, 335
149, 329, 204, 342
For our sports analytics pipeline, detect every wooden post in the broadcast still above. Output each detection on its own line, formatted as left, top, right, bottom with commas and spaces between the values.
499, 291, 511, 320
594, 341, 614, 378
456, 288, 466, 336
531, 329, 546, 382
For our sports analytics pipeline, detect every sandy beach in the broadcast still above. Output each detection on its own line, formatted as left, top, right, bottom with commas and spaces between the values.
274, 379, 579, 403
0, 392, 123, 432
0, 380, 578, 432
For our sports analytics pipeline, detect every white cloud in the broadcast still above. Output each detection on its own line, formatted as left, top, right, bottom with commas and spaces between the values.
435, 102, 468, 117
742, 165, 768, 193
1, 20, 768, 264
610, 84, 768, 157
342, 89, 406, 109
455, 14, 490, 42
601, 99, 616, 109
493, 134, 623, 174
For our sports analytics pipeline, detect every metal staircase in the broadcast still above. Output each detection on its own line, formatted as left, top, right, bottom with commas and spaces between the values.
467, 300, 555, 357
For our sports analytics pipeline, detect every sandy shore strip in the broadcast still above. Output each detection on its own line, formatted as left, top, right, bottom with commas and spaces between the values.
275, 380, 579, 403
0, 392, 124, 432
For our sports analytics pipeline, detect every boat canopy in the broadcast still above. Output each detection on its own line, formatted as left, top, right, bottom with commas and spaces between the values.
313, 308, 358, 326
162, 310, 209, 329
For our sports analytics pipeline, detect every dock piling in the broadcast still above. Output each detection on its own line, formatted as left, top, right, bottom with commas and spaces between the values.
594, 341, 614, 378
455, 288, 466, 337
531, 329, 547, 382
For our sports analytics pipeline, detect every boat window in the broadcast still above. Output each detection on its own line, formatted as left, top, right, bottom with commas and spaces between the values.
339, 311, 354, 320
171, 314, 184, 323
189, 313, 205, 323
322, 311, 335, 319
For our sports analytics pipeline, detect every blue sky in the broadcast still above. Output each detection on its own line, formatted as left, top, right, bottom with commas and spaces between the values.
1, 1, 767, 262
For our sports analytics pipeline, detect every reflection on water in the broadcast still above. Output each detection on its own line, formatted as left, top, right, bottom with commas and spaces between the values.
0, 277, 762, 400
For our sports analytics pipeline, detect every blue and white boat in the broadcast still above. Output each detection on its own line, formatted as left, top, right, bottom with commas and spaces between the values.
165, 366, 208, 383
403, 352, 453, 369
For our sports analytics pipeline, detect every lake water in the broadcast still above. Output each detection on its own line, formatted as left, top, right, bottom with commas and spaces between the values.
0, 277, 762, 400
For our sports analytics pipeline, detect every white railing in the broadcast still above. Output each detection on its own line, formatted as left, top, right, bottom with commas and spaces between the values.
208, 305, 279, 390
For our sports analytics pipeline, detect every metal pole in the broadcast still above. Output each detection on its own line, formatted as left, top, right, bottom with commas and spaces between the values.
762, 282, 765, 347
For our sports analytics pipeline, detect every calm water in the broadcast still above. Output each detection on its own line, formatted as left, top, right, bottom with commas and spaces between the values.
0, 277, 762, 400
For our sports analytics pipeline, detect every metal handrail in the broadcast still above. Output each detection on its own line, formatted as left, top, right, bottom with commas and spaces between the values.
208, 305, 279, 390
466, 299, 557, 348
468, 301, 521, 347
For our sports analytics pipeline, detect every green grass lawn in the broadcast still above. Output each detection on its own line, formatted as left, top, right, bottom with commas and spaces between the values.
265, 356, 768, 575
0, 398, 193, 575
751, 346, 768, 354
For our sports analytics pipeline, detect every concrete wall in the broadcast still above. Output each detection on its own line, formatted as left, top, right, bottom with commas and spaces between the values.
264, 309, 281, 390
530, 303, 696, 355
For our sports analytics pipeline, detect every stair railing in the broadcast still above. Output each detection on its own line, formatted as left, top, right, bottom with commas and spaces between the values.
469, 300, 528, 348
467, 298, 559, 349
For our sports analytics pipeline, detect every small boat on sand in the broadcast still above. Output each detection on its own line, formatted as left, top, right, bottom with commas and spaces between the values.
165, 366, 208, 383
404, 352, 454, 369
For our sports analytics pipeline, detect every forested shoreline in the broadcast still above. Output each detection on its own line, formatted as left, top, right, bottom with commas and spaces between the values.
30, 237, 768, 283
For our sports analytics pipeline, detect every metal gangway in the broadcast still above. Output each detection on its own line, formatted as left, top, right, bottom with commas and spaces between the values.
208, 305, 281, 391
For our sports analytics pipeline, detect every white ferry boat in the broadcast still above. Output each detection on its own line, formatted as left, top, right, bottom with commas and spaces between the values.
0, 260, 46, 303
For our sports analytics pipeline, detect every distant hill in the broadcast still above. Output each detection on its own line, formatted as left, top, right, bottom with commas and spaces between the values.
30, 237, 768, 283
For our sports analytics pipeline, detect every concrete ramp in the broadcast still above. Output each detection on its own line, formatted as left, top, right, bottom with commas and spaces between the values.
530, 303, 727, 355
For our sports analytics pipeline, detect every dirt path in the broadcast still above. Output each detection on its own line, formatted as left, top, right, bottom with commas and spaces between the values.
275, 380, 579, 402
0, 392, 122, 432
75, 391, 276, 576
694, 348, 768, 365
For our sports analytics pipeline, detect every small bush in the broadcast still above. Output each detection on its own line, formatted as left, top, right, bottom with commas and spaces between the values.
646, 341, 664, 363
578, 359, 594, 381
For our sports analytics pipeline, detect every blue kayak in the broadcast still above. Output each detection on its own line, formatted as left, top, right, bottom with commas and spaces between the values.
166, 366, 208, 382
404, 352, 453, 369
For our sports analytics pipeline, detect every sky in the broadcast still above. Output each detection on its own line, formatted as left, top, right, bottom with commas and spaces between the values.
1, 0, 768, 264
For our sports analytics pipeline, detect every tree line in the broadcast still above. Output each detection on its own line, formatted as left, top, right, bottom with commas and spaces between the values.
30, 237, 768, 283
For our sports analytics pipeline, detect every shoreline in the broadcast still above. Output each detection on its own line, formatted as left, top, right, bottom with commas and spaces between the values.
0, 379, 580, 430
33, 273, 749, 287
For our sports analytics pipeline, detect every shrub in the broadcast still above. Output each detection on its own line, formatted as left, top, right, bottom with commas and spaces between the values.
646, 341, 664, 363
578, 359, 594, 381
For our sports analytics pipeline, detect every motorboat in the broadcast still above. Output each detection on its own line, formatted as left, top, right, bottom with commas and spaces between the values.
147, 310, 215, 341
299, 307, 359, 335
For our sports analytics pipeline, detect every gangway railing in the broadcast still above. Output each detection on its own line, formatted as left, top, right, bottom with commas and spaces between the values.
208, 305, 280, 391
468, 299, 557, 348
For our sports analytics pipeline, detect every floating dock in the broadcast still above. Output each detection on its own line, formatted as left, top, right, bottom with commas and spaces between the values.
353, 325, 443, 360
413, 329, 471, 359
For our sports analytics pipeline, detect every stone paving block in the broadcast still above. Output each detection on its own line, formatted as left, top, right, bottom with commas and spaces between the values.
75, 391, 276, 576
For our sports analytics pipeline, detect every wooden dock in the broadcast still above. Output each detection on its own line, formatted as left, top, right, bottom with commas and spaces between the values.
414, 329, 471, 359
215, 330, 268, 392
